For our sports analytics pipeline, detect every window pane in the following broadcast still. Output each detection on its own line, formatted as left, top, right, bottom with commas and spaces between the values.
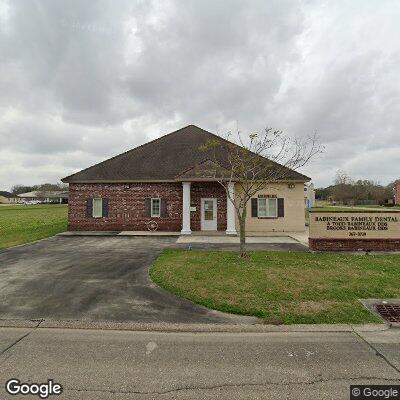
205, 210, 213, 220
268, 198, 277, 217
204, 200, 213, 211
258, 198, 267, 217
151, 198, 160, 217
93, 198, 102, 218
204, 200, 214, 220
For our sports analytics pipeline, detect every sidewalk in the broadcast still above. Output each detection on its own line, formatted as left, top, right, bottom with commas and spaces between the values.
176, 235, 302, 244
59, 229, 310, 247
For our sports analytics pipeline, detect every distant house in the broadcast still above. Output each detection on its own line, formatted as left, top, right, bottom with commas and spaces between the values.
17, 191, 69, 204
0, 191, 19, 204
395, 180, 400, 205
62, 125, 310, 234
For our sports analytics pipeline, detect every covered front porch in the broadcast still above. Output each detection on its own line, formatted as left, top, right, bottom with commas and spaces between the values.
179, 181, 237, 236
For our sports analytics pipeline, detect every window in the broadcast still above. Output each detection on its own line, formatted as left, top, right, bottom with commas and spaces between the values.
258, 198, 277, 217
151, 198, 161, 217
204, 199, 214, 220
92, 198, 103, 218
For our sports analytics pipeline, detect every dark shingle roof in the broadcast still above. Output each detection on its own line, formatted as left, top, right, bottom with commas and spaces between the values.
0, 191, 14, 198
62, 125, 310, 183
176, 159, 231, 180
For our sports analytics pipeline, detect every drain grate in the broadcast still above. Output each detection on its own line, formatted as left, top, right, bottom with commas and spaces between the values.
376, 304, 400, 323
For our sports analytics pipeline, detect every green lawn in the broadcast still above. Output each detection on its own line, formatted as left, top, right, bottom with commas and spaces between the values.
0, 204, 68, 249
151, 250, 400, 324
353, 204, 400, 209
305, 206, 358, 221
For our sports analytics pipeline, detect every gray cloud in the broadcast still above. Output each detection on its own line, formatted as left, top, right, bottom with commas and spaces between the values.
0, 0, 399, 190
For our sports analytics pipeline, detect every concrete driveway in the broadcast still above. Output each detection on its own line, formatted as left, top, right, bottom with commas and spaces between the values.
0, 236, 306, 324
0, 237, 240, 324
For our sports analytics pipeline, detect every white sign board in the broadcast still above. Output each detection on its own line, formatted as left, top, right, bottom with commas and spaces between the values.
309, 212, 400, 240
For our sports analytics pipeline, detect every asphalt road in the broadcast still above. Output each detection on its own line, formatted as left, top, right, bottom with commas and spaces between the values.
0, 327, 399, 399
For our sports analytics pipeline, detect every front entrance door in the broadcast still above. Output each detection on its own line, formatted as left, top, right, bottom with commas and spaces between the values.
201, 198, 217, 231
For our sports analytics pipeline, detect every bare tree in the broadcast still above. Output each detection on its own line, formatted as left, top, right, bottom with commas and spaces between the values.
201, 128, 323, 256
332, 170, 355, 204
332, 172, 393, 205
334, 170, 353, 186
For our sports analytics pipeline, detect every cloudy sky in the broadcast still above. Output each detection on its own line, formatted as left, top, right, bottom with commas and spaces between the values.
1, 0, 399, 190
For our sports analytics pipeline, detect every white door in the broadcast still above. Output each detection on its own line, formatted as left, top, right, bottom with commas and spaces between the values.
201, 198, 217, 231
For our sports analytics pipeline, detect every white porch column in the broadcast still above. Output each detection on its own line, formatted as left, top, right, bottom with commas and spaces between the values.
226, 182, 237, 235
181, 182, 192, 234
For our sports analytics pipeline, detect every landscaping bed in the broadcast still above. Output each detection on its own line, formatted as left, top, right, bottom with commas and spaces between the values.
151, 250, 400, 324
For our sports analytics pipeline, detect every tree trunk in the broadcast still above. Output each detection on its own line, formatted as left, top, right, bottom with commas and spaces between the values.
239, 208, 247, 257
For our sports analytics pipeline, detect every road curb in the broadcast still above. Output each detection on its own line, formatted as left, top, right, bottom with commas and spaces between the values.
0, 319, 390, 333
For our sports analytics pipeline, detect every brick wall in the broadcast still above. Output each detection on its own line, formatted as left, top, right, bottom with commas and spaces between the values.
309, 238, 400, 252
68, 183, 183, 231
395, 180, 400, 205
68, 182, 227, 232
190, 182, 227, 231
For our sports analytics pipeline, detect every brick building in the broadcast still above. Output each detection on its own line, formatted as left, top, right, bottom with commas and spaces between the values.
395, 180, 400, 205
62, 125, 310, 234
